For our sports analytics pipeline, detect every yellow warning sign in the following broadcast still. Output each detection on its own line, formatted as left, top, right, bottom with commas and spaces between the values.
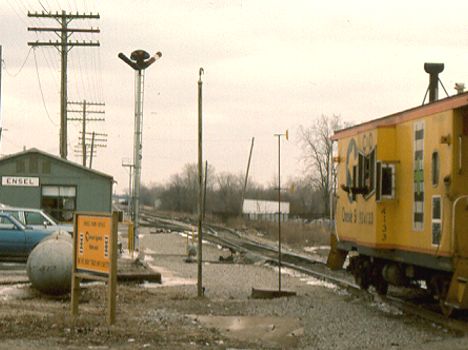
75, 214, 112, 274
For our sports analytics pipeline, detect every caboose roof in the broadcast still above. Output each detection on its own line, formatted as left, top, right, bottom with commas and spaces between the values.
332, 91, 468, 141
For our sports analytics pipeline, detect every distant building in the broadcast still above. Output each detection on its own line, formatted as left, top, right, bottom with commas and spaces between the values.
242, 199, 290, 222
0, 148, 113, 222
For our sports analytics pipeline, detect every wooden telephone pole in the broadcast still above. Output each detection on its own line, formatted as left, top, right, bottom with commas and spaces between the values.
67, 100, 105, 166
75, 131, 107, 168
27, 11, 100, 159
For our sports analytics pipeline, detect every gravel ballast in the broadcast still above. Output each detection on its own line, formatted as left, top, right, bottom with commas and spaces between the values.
139, 229, 465, 349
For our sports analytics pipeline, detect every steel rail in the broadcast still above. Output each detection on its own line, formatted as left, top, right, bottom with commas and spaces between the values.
140, 210, 468, 334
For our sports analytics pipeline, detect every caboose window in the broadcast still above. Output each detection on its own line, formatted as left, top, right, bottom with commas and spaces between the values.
377, 162, 395, 200
355, 148, 376, 197
431, 196, 442, 245
381, 167, 393, 196
365, 148, 376, 197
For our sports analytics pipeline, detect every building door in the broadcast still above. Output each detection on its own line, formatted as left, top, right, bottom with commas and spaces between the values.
41, 185, 76, 222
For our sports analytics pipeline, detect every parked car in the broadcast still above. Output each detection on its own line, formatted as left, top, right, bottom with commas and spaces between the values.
0, 204, 73, 234
0, 213, 52, 260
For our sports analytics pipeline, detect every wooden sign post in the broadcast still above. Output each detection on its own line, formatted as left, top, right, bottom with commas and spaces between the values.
71, 211, 118, 325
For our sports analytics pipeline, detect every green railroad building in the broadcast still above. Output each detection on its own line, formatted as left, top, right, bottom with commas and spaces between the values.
0, 148, 113, 222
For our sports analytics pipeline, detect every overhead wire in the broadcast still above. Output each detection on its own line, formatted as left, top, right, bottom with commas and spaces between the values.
6, 0, 105, 156
6, 0, 29, 25
2, 46, 33, 77
33, 48, 58, 127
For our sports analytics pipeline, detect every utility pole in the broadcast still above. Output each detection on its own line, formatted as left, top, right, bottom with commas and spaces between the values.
203, 160, 208, 221
119, 49, 162, 251
241, 137, 255, 216
197, 68, 204, 297
74, 131, 107, 168
89, 132, 96, 169
68, 100, 105, 166
0, 45, 2, 149
274, 130, 288, 292
27, 10, 100, 159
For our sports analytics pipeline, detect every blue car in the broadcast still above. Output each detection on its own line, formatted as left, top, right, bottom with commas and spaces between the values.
0, 213, 52, 261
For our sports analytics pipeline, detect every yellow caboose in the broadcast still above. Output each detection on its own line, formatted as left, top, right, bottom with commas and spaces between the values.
328, 63, 468, 315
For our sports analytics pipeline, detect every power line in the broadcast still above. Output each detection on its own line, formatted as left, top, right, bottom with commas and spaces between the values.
6, 0, 28, 25
28, 10, 100, 159
2, 46, 33, 77
33, 47, 58, 127
67, 100, 105, 166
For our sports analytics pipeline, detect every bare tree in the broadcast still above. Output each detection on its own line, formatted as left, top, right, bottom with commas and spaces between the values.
286, 176, 322, 219
298, 114, 347, 217
214, 172, 244, 216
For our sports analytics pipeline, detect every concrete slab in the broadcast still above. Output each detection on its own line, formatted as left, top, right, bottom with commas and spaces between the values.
191, 314, 303, 348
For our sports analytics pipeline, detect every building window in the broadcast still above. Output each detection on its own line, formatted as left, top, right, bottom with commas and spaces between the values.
431, 151, 439, 186
41, 185, 76, 222
42, 160, 51, 174
432, 196, 442, 245
29, 155, 38, 173
16, 160, 25, 173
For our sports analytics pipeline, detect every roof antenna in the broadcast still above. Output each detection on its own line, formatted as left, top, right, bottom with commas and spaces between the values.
422, 63, 449, 105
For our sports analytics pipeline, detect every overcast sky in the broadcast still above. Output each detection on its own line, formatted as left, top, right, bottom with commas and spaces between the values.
1, 0, 468, 194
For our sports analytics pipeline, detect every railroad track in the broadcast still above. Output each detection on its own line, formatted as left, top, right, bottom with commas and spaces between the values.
140, 210, 468, 334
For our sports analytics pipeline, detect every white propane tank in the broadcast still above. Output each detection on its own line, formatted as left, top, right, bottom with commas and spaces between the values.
26, 230, 73, 295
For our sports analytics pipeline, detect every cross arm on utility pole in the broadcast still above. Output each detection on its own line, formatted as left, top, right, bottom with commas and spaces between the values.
68, 111, 105, 115
28, 11, 100, 19
68, 101, 105, 106
28, 27, 100, 33
68, 118, 105, 122
28, 41, 100, 47
68, 109, 105, 114
83, 131, 107, 137
26, 10, 101, 160
79, 137, 107, 143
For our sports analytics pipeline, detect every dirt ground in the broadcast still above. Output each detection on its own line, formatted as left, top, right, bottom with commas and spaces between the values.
0, 265, 307, 349
0, 225, 467, 349
0, 282, 255, 349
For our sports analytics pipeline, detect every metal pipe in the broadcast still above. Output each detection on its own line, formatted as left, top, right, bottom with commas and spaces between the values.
118, 49, 161, 251
277, 134, 282, 292
197, 68, 204, 297
203, 160, 208, 221
132, 69, 144, 251
274, 132, 287, 292
459, 135, 463, 174
451, 195, 468, 256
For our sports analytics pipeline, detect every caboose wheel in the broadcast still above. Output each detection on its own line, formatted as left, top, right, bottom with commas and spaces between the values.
440, 301, 454, 317
430, 275, 453, 316
374, 279, 388, 296
355, 274, 370, 291
349, 256, 371, 291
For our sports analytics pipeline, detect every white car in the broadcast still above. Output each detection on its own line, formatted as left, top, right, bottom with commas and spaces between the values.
0, 204, 73, 234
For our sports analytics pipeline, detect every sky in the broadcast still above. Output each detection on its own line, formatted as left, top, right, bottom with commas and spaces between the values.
1, 0, 468, 194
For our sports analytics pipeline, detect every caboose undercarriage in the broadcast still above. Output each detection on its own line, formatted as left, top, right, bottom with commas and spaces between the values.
328, 235, 468, 317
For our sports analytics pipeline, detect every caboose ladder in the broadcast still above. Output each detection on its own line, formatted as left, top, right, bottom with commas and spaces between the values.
445, 258, 468, 313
